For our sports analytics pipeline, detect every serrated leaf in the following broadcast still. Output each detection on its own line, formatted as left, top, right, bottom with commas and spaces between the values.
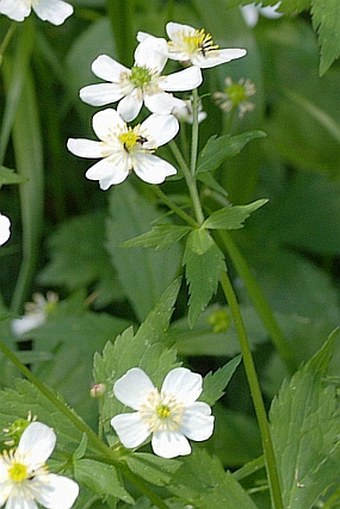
183, 230, 226, 327
197, 131, 266, 174
203, 199, 268, 230
311, 0, 340, 75
169, 449, 258, 508
270, 331, 340, 509
93, 279, 181, 433
74, 459, 134, 504
201, 355, 242, 406
0, 166, 25, 186
38, 213, 121, 306
126, 453, 181, 486
122, 224, 191, 251
107, 183, 181, 321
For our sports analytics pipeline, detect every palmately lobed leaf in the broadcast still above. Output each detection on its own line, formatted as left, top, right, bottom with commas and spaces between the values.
311, 0, 340, 75
196, 131, 266, 174
201, 355, 242, 406
183, 230, 226, 327
270, 331, 340, 509
203, 199, 268, 230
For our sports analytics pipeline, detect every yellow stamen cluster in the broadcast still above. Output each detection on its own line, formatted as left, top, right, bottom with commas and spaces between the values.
140, 389, 184, 432
156, 404, 171, 419
119, 129, 140, 152
182, 29, 219, 56
8, 462, 28, 483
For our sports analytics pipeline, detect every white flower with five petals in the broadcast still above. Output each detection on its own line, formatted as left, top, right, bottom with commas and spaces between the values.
67, 109, 179, 189
138, 22, 247, 69
0, 213, 11, 246
0, 0, 74, 25
111, 367, 214, 459
80, 36, 202, 122
0, 422, 79, 509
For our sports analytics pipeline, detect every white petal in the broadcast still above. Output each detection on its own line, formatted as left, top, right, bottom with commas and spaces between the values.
18, 422, 56, 466
36, 474, 79, 509
161, 66, 202, 91
133, 153, 177, 184
241, 4, 260, 28
92, 108, 125, 140
79, 83, 126, 106
260, 3, 283, 19
113, 367, 155, 409
144, 91, 180, 115
192, 48, 247, 69
33, 0, 73, 25
91, 54, 129, 81
11, 312, 46, 337
151, 430, 191, 458
85, 155, 129, 189
117, 90, 143, 122
67, 138, 103, 158
0, 0, 30, 21
6, 497, 37, 509
0, 213, 11, 246
166, 22, 196, 41
134, 37, 168, 72
141, 114, 179, 147
111, 413, 150, 448
161, 368, 202, 405
180, 402, 214, 441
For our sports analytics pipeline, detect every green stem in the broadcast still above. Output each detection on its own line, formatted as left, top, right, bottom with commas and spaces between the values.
153, 186, 198, 228
0, 340, 169, 509
190, 88, 199, 176
218, 231, 297, 373
0, 23, 16, 69
220, 272, 283, 509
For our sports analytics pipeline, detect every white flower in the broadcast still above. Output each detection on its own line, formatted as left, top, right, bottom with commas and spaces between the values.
80, 36, 202, 122
0, 213, 11, 246
11, 291, 59, 337
172, 97, 207, 124
142, 22, 247, 69
0, 421, 79, 509
67, 109, 179, 189
0, 0, 73, 25
111, 367, 214, 459
213, 76, 256, 118
241, 2, 282, 28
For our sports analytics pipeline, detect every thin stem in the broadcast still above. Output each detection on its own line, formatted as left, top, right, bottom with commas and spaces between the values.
218, 231, 297, 373
0, 340, 169, 509
190, 88, 199, 176
233, 455, 265, 482
219, 272, 283, 509
153, 186, 198, 228
0, 23, 16, 69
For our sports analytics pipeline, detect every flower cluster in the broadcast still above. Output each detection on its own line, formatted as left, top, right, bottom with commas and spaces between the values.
111, 367, 214, 459
0, 421, 79, 509
0, 213, 11, 247
67, 22, 246, 189
0, 0, 74, 25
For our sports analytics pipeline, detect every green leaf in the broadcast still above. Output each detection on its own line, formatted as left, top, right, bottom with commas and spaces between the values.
201, 355, 242, 406
311, 0, 340, 75
126, 453, 181, 487
169, 449, 258, 508
270, 331, 340, 509
122, 224, 191, 251
107, 183, 181, 321
183, 230, 226, 327
261, 0, 311, 14
93, 279, 181, 435
74, 459, 134, 504
38, 212, 122, 307
0, 166, 25, 186
203, 199, 268, 230
197, 131, 266, 174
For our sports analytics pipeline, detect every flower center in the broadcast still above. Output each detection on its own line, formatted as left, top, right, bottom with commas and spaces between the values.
8, 462, 28, 483
140, 390, 184, 433
225, 83, 249, 106
129, 66, 153, 89
156, 404, 171, 419
181, 29, 219, 56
